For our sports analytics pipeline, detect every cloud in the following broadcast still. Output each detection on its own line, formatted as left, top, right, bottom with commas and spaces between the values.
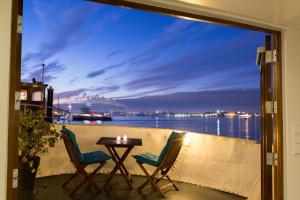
106, 50, 123, 59
165, 19, 194, 32
90, 86, 120, 94
54, 88, 89, 99
114, 87, 171, 99
86, 69, 106, 78
22, 0, 125, 85
86, 20, 215, 86
54, 86, 127, 109
23, 60, 66, 82
54, 85, 120, 101
198, 70, 259, 90
22, 2, 264, 106
119, 89, 260, 112
68, 77, 80, 85
23, 3, 100, 63
125, 19, 195, 68
86, 62, 124, 78
23, 1, 123, 65
124, 31, 262, 93
55, 89, 260, 112
84, 19, 199, 83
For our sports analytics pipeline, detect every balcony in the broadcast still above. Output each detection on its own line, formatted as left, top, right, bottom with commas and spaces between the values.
35, 124, 260, 199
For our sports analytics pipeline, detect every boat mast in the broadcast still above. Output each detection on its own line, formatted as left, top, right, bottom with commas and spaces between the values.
41, 63, 45, 83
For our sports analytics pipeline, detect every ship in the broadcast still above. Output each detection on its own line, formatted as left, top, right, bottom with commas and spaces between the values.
72, 106, 112, 121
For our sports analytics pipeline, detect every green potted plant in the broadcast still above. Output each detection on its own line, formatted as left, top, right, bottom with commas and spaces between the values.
18, 109, 60, 199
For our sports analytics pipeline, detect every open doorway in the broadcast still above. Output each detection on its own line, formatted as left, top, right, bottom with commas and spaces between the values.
7, 0, 283, 200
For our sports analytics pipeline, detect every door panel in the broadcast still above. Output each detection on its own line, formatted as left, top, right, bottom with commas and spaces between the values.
261, 33, 283, 200
7, 0, 23, 199
261, 35, 273, 200
272, 32, 284, 200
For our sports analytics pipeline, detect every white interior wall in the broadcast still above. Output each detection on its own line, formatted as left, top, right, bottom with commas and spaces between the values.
127, 0, 283, 31
278, 0, 300, 29
134, 0, 300, 29
177, 0, 275, 20
282, 28, 300, 200
0, 0, 12, 199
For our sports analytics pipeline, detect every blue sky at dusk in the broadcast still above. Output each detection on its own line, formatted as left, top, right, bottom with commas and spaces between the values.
21, 0, 265, 112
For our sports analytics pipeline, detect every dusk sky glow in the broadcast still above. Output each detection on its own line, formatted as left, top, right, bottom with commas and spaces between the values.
22, 0, 266, 112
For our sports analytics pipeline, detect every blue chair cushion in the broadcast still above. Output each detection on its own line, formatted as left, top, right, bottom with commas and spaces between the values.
132, 152, 159, 166
82, 151, 111, 164
61, 126, 85, 163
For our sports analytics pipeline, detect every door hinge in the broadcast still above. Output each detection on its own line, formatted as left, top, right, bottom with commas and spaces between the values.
266, 152, 278, 166
17, 15, 22, 34
12, 168, 18, 188
265, 49, 277, 63
266, 101, 277, 114
15, 91, 20, 111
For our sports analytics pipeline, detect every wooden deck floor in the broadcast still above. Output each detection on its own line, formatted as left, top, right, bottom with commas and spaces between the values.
30, 174, 246, 200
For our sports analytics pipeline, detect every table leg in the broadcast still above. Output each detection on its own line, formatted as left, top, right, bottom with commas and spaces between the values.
111, 147, 133, 188
104, 146, 133, 189
111, 147, 133, 182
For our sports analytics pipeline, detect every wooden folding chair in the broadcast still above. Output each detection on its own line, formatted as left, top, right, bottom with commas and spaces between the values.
132, 131, 185, 197
61, 126, 111, 196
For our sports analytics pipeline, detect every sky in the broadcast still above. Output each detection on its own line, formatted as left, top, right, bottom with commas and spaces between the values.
21, 0, 266, 113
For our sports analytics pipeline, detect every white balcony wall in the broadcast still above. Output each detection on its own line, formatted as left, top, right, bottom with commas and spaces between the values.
38, 124, 260, 199
0, 0, 12, 199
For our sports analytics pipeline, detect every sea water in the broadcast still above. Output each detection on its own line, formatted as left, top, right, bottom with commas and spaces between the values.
55, 116, 261, 141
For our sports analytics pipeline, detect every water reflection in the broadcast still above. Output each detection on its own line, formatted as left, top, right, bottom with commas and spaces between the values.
205, 117, 208, 133
245, 118, 249, 139
217, 119, 220, 136
238, 118, 241, 138
58, 116, 261, 141
229, 118, 233, 137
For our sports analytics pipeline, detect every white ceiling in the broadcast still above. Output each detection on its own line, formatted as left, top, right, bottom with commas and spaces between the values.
130, 0, 300, 30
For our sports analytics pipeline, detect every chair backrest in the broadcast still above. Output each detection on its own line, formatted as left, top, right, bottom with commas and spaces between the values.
158, 131, 185, 169
61, 126, 84, 165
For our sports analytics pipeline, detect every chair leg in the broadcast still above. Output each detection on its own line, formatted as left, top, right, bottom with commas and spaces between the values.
137, 164, 159, 191
136, 163, 179, 198
83, 161, 107, 193
156, 173, 179, 191
69, 161, 106, 196
136, 162, 164, 197
137, 180, 150, 191
165, 175, 179, 191
85, 175, 101, 193
156, 168, 179, 191
62, 173, 79, 188
70, 176, 88, 196
62, 164, 87, 189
